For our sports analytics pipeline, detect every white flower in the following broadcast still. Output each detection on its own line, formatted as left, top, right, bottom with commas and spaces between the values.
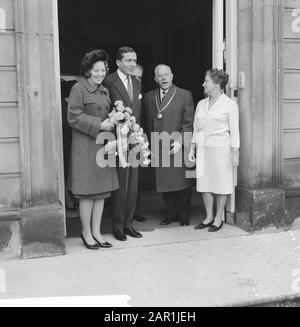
141, 142, 149, 150
124, 112, 131, 120
143, 159, 151, 166
130, 116, 136, 124
115, 100, 123, 107
115, 112, 125, 121
115, 101, 125, 112
133, 124, 140, 132
125, 107, 133, 114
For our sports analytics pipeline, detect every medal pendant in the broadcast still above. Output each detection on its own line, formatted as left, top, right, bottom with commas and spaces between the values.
157, 113, 163, 120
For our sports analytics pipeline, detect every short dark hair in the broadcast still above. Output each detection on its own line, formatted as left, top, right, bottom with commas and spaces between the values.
116, 46, 136, 61
80, 49, 109, 78
206, 69, 229, 91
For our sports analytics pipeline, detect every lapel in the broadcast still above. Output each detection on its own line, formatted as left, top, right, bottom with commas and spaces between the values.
111, 71, 131, 107
153, 88, 160, 109
132, 77, 140, 107
207, 93, 225, 113
160, 84, 176, 109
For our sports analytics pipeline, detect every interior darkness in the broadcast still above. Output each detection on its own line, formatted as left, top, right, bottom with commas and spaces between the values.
58, 0, 212, 203
58, 0, 212, 101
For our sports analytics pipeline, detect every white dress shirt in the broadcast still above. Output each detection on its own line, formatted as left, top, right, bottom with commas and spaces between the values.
117, 69, 131, 91
160, 88, 169, 102
192, 94, 240, 148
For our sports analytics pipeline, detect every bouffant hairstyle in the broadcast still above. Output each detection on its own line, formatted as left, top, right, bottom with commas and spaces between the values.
80, 49, 109, 78
116, 46, 136, 61
206, 69, 229, 91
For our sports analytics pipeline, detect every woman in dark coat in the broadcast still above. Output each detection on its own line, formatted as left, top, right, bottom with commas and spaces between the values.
68, 50, 119, 249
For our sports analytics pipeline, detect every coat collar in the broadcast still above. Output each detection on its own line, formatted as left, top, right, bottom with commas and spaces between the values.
79, 77, 108, 94
155, 84, 176, 109
206, 93, 226, 112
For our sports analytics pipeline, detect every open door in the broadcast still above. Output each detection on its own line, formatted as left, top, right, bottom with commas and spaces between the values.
213, 0, 238, 223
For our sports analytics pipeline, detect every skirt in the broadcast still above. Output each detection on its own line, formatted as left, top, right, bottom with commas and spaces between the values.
196, 146, 233, 195
73, 191, 111, 200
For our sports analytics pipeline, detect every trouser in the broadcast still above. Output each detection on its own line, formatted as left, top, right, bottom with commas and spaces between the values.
134, 168, 142, 216
112, 166, 139, 230
162, 187, 192, 222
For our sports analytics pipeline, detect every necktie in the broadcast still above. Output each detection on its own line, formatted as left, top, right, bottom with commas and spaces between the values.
161, 90, 167, 102
127, 76, 133, 104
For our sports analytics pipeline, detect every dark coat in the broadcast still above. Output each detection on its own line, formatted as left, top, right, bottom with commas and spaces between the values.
67, 77, 119, 196
145, 85, 195, 193
103, 71, 143, 125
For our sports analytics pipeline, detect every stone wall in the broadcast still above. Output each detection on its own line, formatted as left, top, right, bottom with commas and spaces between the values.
0, 0, 65, 258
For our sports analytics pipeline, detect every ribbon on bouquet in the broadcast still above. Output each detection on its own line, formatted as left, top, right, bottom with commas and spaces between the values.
116, 122, 129, 168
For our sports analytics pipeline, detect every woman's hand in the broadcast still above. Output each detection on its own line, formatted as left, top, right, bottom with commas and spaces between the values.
232, 148, 240, 167
101, 119, 114, 132
188, 143, 197, 162
105, 140, 117, 155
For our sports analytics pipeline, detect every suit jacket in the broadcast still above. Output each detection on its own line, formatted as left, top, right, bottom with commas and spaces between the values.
145, 84, 195, 193
103, 71, 143, 125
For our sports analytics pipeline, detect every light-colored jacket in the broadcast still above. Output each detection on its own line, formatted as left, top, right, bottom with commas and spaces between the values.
192, 93, 240, 148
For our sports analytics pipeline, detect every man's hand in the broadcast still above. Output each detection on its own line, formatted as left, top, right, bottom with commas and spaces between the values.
169, 141, 182, 155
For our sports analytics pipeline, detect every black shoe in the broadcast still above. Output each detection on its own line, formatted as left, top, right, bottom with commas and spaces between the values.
194, 220, 214, 230
208, 222, 224, 233
113, 229, 127, 241
124, 227, 143, 238
134, 214, 148, 222
181, 221, 190, 226
80, 234, 99, 250
180, 218, 190, 226
160, 218, 174, 226
92, 236, 113, 248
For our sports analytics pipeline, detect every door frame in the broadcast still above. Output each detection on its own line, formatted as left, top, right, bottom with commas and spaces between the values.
213, 0, 238, 219
53, 0, 238, 229
213, 0, 225, 69
52, 0, 66, 235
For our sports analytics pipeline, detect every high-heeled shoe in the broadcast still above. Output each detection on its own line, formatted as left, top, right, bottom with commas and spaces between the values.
194, 219, 214, 230
92, 236, 113, 248
208, 222, 224, 233
80, 234, 99, 250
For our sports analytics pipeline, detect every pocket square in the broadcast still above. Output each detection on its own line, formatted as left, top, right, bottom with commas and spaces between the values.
138, 94, 143, 100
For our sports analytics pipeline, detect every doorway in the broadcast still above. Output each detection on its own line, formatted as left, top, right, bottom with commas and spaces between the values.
57, 0, 227, 236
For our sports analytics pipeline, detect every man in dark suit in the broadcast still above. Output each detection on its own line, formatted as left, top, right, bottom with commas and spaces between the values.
131, 64, 148, 223
103, 47, 143, 241
144, 64, 195, 226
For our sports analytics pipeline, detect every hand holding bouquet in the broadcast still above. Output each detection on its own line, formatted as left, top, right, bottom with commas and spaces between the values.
107, 101, 151, 167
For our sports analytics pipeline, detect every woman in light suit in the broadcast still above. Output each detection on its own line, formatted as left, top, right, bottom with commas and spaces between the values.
189, 69, 240, 232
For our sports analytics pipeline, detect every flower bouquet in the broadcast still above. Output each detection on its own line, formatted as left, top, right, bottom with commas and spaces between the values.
107, 101, 151, 168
